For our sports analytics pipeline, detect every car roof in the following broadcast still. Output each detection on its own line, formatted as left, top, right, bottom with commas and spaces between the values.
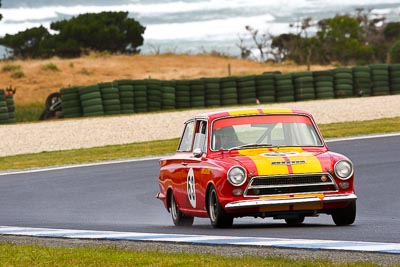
192, 108, 313, 121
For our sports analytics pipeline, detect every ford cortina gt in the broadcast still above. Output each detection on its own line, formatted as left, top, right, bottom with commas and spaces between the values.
157, 108, 357, 228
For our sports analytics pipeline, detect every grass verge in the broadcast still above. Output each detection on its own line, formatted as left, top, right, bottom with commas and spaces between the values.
319, 116, 400, 138
14, 102, 44, 122
1, 117, 399, 171
0, 243, 376, 267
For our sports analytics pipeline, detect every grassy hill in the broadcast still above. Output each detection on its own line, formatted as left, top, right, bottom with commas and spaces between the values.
0, 53, 333, 105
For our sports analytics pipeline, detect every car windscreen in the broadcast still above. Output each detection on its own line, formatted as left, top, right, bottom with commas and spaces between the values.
210, 114, 323, 150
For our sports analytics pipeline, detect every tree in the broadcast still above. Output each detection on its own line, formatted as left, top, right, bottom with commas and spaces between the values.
384, 22, 400, 42
0, 0, 3, 21
317, 15, 366, 64
271, 33, 301, 62
236, 25, 274, 62
0, 26, 51, 58
51, 11, 145, 55
354, 8, 387, 63
0, 11, 145, 58
390, 40, 400, 63
271, 17, 321, 67
289, 17, 316, 69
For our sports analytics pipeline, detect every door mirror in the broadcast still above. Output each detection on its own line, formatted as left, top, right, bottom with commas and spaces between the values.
193, 148, 203, 158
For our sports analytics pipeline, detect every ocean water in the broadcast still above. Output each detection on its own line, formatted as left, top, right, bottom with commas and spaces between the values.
1, 0, 400, 56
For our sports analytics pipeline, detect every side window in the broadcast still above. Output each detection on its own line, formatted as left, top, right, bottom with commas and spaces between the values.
178, 121, 195, 152
193, 120, 207, 152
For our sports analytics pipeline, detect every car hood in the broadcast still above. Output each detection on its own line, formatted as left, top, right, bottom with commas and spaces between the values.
227, 147, 329, 176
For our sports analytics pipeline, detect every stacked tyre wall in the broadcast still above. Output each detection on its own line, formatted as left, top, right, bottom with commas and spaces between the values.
0, 89, 16, 124
59, 64, 400, 119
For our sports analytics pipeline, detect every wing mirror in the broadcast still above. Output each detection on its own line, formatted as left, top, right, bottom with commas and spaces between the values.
193, 148, 204, 158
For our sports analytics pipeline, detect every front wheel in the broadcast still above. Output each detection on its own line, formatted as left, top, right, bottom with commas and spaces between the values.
332, 201, 356, 226
170, 192, 194, 226
207, 186, 233, 228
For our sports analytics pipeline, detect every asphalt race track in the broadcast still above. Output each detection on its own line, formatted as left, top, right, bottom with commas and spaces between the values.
0, 134, 399, 248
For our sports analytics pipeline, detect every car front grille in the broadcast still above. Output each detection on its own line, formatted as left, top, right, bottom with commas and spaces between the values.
244, 173, 338, 197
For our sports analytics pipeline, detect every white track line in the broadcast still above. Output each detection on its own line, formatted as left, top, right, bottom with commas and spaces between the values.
1, 132, 399, 176
2, 133, 399, 254
0, 226, 399, 254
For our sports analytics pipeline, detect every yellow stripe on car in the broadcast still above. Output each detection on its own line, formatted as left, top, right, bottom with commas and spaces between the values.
238, 147, 323, 175
228, 108, 293, 116
238, 148, 290, 175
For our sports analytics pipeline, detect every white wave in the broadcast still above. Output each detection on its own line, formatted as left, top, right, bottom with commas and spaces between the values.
1, 1, 271, 23
4, 0, 399, 22
0, 21, 52, 37
143, 14, 279, 40
1, 0, 400, 54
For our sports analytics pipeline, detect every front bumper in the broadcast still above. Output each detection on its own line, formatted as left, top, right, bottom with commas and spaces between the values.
224, 193, 357, 209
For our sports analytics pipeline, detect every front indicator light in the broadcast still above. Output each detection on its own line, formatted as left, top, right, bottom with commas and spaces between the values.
340, 182, 350, 189
232, 189, 243, 196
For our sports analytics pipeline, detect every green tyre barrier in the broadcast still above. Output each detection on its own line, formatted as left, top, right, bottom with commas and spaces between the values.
390, 84, 400, 94
61, 93, 80, 102
101, 87, 119, 94
115, 79, 134, 86
371, 70, 389, 77
334, 78, 353, 85
62, 99, 82, 109
62, 106, 82, 114
316, 91, 335, 99
102, 93, 119, 100
296, 93, 315, 101
80, 91, 101, 102
315, 81, 334, 87
79, 85, 100, 94
389, 64, 400, 71
276, 95, 295, 103
221, 99, 238, 106
372, 86, 390, 96
370, 64, 389, 70
82, 104, 104, 116
81, 98, 102, 107
275, 79, 293, 87
103, 99, 121, 106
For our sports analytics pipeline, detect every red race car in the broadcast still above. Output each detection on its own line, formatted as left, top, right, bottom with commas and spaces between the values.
157, 108, 357, 228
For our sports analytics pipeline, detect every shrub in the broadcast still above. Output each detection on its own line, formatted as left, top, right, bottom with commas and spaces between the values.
78, 68, 93, 75
41, 63, 60, 72
11, 70, 25, 79
2, 64, 21, 72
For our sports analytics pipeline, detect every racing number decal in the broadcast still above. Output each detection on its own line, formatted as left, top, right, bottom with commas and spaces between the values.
187, 168, 196, 208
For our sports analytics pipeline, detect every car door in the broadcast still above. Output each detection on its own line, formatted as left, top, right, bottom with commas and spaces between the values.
175, 119, 208, 212
169, 119, 196, 208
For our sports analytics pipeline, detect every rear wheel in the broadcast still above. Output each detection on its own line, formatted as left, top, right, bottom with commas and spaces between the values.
332, 201, 356, 226
170, 192, 194, 226
208, 186, 233, 228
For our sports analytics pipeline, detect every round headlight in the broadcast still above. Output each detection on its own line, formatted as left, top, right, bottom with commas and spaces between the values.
334, 160, 353, 180
227, 166, 247, 186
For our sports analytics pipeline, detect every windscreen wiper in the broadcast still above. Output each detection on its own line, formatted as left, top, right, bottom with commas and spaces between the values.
228, 143, 273, 151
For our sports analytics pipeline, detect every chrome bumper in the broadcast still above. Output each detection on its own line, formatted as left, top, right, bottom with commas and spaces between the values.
224, 193, 357, 209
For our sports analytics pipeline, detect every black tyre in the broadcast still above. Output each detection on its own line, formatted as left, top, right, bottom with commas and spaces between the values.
45, 92, 62, 109
170, 192, 194, 226
207, 186, 233, 228
332, 201, 356, 226
285, 216, 305, 226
